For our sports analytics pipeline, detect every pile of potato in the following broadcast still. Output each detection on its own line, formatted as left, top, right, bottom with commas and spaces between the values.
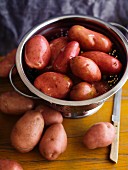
24, 25, 122, 101
0, 24, 119, 169
0, 90, 116, 169
0, 91, 65, 157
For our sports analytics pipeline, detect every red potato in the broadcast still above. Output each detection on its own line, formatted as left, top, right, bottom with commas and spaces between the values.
11, 110, 44, 153
53, 41, 80, 73
39, 123, 67, 160
93, 81, 110, 96
81, 51, 122, 75
70, 56, 101, 83
0, 91, 34, 115
35, 104, 63, 126
50, 36, 68, 64
0, 49, 17, 77
0, 159, 23, 170
68, 25, 112, 52
67, 72, 82, 85
25, 35, 51, 69
70, 82, 97, 101
34, 72, 73, 99
83, 122, 116, 149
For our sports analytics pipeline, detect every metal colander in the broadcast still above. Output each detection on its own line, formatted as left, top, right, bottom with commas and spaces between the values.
13, 15, 128, 118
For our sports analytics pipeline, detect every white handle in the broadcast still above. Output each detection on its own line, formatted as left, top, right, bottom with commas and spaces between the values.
110, 121, 120, 163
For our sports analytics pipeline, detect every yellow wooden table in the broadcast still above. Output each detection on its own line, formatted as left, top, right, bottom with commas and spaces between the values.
0, 76, 128, 170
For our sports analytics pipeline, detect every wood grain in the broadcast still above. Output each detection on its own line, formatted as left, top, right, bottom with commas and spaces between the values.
0, 76, 128, 170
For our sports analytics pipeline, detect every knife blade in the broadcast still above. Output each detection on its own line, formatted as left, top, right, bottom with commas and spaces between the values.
110, 89, 122, 163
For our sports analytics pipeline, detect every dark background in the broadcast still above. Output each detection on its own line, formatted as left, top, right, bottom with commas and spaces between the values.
0, 0, 128, 55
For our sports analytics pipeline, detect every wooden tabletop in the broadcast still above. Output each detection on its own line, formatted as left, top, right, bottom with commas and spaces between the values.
0, 76, 128, 170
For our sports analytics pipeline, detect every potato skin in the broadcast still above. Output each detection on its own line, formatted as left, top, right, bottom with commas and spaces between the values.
70, 82, 97, 101
53, 41, 80, 73
25, 35, 51, 69
0, 91, 34, 115
83, 122, 116, 149
93, 81, 110, 96
35, 104, 63, 126
11, 110, 44, 153
0, 159, 23, 170
0, 49, 17, 77
39, 123, 67, 160
68, 25, 112, 52
70, 56, 101, 83
34, 72, 73, 99
81, 51, 122, 75
50, 37, 68, 64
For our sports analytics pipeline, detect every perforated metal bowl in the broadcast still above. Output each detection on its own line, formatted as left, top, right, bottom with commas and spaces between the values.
15, 15, 128, 118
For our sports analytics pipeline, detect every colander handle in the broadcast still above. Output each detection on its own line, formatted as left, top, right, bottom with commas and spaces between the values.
110, 22, 128, 38
9, 65, 40, 99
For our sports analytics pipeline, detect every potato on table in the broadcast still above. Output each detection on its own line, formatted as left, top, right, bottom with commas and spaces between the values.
0, 49, 17, 78
36, 104, 63, 126
70, 82, 97, 101
83, 122, 116, 149
34, 72, 73, 99
25, 34, 51, 70
11, 110, 44, 153
0, 91, 34, 115
81, 51, 122, 75
68, 25, 112, 52
70, 56, 101, 83
39, 123, 67, 160
0, 159, 23, 170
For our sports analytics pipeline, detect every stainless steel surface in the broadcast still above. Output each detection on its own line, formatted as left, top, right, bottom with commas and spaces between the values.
14, 15, 128, 118
61, 103, 104, 118
110, 22, 128, 35
112, 89, 122, 122
9, 65, 39, 99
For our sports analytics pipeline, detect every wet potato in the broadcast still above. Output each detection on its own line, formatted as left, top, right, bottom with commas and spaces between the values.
25, 35, 51, 70
70, 56, 101, 83
70, 82, 97, 101
50, 36, 68, 64
53, 41, 80, 73
68, 25, 112, 52
81, 51, 122, 75
34, 72, 73, 99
